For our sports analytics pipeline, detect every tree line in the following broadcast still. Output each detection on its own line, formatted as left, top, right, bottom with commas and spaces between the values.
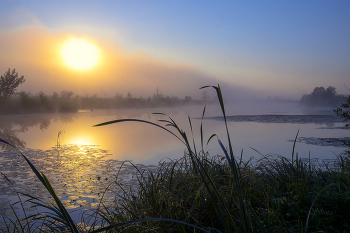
0, 68, 210, 114
300, 85, 349, 128
300, 86, 347, 107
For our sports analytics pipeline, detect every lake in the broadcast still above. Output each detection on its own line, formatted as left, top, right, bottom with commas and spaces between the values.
0, 102, 349, 223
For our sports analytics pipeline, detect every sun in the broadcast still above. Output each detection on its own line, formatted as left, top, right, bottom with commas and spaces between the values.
61, 38, 99, 70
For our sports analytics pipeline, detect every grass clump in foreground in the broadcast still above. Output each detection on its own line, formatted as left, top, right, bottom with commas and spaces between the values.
1, 84, 350, 232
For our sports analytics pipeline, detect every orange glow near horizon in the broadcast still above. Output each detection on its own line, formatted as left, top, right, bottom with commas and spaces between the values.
61, 38, 99, 70
69, 136, 95, 146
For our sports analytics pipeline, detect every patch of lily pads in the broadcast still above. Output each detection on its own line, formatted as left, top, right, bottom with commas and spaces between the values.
290, 137, 350, 148
209, 114, 343, 124
0, 144, 157, 218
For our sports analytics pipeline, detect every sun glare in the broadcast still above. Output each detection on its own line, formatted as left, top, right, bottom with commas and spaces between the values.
61, 39, 99, 70
70, 136, 94, 146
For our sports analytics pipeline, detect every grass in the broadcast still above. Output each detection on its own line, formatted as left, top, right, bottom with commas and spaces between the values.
1, 84, 350, 232
101, 151, 350, 232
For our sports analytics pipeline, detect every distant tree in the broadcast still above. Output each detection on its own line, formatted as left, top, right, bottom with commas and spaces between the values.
61, 90, 74, 98
39, 91, 50, 106
312, 86, 326, 96
301, 86, 345, 107
52, 92, 59, 99
127, 92, 132, 99
19, 91, 35, 108
185, 96, 192, 102
326, 86, 337, 97
114, 93, 123, 99
0, 68, 25, 100
334, 95, 350, 127
153, 86, 164, 99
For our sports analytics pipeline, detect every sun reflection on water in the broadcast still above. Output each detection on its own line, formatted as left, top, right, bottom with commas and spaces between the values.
69, 137, 95, 147
0, 144, 157, 218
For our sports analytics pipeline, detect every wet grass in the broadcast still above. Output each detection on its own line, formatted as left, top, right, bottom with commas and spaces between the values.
100, 151, 350, 232
1, 84, 350, 232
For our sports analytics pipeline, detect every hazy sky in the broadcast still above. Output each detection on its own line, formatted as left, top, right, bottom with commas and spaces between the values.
0, 1, 349, 100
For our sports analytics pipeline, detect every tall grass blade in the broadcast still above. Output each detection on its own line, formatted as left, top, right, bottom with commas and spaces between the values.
305, 183, 335, 233
207, 134, 217, 146
0, 138, 78, 233
94, 118, 185, 145
292, 129, 300, 164
200, 105, 206, 152
41, 173, 78, 233
217, 137, 234, 171
94, 112, 237, 232
8, 201, 25, 233
0, 172, 30, 232
247, 204, 267, 233
201, 84, 250, 233
181, 133, 237, 232
0, 139, 47, 189
188, 116, 198, 155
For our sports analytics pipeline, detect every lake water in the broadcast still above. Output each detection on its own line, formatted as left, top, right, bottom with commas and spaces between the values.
1, 103, 348, 164
0, 102, 349, 224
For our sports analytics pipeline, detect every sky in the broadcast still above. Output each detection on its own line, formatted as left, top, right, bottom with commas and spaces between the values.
0, 0, 349, 100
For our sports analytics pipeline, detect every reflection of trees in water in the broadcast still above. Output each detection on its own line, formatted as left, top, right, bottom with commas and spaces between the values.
0, 114, 76, 149
0, 108, 186, 150
4, 116, 52, 133
55, 114, 76, 124
0, 128, 25, 148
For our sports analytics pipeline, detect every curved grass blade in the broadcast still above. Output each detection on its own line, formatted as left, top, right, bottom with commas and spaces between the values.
0, 172, 31, 231
116, 112, 236, 232
41, 173, 78, 233
7, 201, 25, 233
0, 139, 47, 189
200, 105, 206, 152
247, 204, 267, 233
203, 84, 250, 233
292, 129, 300, 164
305, 183, 335, 233
217, 137, 234, 172
0, 138, 78, 233
188, 116, 197, 155
93, 118, 186, 145
207, 134, 217, 146
181, 134, 237, 233
189, 150, 238, 232
158, 119, 173, 124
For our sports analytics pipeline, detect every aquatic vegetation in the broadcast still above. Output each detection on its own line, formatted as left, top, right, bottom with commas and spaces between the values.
1, 84, 350, 232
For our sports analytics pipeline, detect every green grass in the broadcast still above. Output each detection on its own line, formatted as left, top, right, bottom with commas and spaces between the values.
1, 84, 350, 232
98, 151, 350, 232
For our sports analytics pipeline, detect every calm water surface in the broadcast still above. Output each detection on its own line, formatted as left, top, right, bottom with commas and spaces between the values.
0, 103, 348, 224
1, 103, 348, 164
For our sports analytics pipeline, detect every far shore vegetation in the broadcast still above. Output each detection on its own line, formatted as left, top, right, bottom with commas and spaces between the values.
0, 89, 210, 114
300, 86, 348, 108
1, 69, 349, 116
0, 69, 213, 115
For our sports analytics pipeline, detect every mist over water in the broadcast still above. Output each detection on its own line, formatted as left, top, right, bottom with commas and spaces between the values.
0, 101, 346, 164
